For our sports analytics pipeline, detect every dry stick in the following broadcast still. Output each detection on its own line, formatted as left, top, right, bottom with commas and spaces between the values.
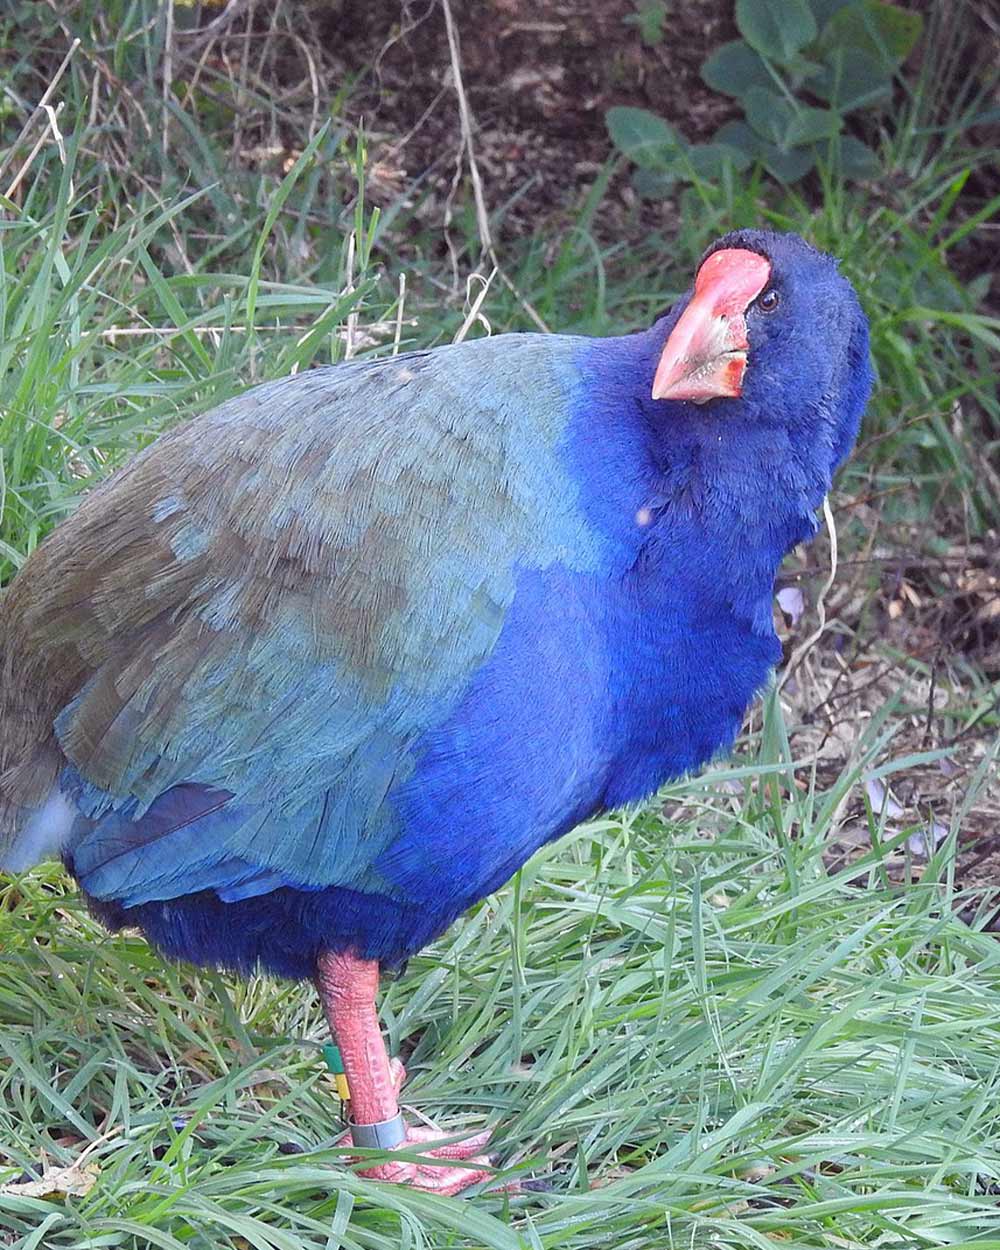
230, 0, 257, 163
4, 102, 67, 200
393, 273, 407, 357
438, 0, 549, 333
162, 0, 175, 161
780, 495, 841, 692
344, 232, 358, 360
178, 31, 218, 113
0, 36, 80, 188
88, 65, 100, 129
454, 269, 498, 344
439, 0, 491, 254
99, 321, 406, 342
291, 33, 322, 141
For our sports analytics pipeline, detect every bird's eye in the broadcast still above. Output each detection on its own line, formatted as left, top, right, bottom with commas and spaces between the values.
758, 288, 780, 313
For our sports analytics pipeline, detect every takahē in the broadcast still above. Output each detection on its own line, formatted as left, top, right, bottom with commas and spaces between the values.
0, 230, 872, 1193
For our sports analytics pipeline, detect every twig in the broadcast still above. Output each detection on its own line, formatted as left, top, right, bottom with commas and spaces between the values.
0, 36, 79, 188
393, 273, 407, 357
291, 34, 322, 141
384, 85, 449, 159
75, 1124, 124, 1164
780, 495, 840, 691
88, 65, 100, 128
162, 0, 175, 161
923, 644, 942, 747
98, 320, 410, 342
454, 268, 497, 343
343, 232, 358, 360
178, 31, 218, 113
230, 0, 257, 161
438, 0, 550, 333
4, 102, 67, 200
439, 0, 491, 254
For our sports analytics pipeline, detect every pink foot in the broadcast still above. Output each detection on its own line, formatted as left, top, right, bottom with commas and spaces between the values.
316, 954, 509, 1196
352, 1124, 495, 1194
341, 1060, 495, 1194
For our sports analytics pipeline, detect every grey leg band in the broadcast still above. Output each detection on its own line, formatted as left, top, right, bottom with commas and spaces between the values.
349, 1112, 406, 1150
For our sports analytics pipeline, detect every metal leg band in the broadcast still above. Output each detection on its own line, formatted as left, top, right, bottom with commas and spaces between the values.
349, 1112, 406, 1150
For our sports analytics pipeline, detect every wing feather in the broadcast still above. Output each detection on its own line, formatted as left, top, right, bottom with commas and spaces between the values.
0, 335, 603, 903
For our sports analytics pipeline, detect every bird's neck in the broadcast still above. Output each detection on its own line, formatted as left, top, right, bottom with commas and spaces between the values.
570, 330, 830, 605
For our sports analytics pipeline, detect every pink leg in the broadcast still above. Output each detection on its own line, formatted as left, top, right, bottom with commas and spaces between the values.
316, 949, 495, 1195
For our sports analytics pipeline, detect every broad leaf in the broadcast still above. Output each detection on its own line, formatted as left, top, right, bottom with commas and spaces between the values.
815, 133, 882, 179
787, 106, 843, 144
713, 119, 764, 160
701, 40, 773, 97
686, 141, 753, 177
630, 167, 679, 199
713, 120, 815, 183
758, 141, 817, 182
783, 53, 826, 87
813, 47, 893, 111
605, 106, 681, 169
736, 0, 817, 63
820, 1, 923, 72
743, 86, 797, 146
806, 0, 855, 23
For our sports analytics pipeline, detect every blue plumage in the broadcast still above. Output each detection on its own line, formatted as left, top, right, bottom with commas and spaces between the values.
1, 230, 873, 979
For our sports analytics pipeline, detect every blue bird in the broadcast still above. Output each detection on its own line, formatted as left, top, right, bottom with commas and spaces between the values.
0, 230, 872, 1192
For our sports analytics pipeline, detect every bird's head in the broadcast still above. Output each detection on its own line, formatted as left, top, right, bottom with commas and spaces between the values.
649, 229, 872, 482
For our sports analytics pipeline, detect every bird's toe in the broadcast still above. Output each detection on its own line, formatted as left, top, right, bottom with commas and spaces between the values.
403, 1125, 493, 1161
355, 1125, 501, 1194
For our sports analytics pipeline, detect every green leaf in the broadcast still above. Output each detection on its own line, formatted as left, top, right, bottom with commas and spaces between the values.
786, 105, 843, 144
701, 40, 773, 97
605, 106, 682, 168
812, 46, 893, 111
815, 133, 882, 179
630, 167, 679, 198
839, 134, 881, 178
686, 141, 753, 177
783, 53, 826, 87
758, 142, 817, 182
714, 119, 765, 158
713, 120, 815, 183
743, 86, 797, 146
967, 272, 993, 307
806, 0, 854, 23
736, 0, 817, 63
744, 87, 840, 149
820, 1, 924, 72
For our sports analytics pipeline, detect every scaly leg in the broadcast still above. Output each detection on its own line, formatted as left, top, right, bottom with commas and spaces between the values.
316, 949, 494, 1195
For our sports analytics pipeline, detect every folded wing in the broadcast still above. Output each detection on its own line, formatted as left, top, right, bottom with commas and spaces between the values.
0, 336, 601, 905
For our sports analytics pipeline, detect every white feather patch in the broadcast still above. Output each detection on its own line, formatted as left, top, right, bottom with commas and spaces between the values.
2, 789, 77, 871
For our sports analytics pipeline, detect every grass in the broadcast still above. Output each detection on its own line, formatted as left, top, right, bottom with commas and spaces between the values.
1, 1, 999, 1246
2, 718, 1000, 1247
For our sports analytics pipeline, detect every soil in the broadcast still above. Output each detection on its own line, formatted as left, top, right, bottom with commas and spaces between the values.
322, 0, 739, 235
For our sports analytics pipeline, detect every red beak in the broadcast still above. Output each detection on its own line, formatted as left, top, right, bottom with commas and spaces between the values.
651, 248, 772, 404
